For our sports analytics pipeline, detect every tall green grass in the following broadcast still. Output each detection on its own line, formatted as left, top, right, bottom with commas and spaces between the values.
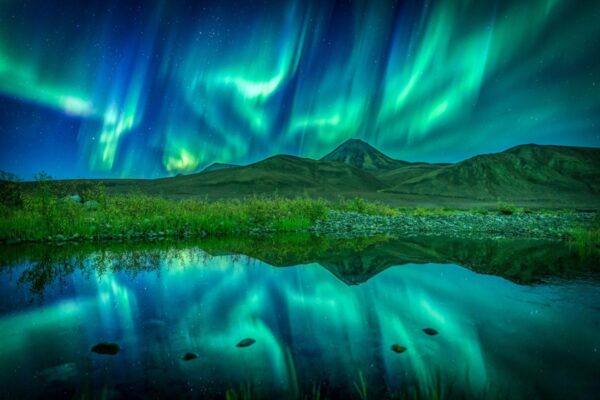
0, 177, 397, 241
567, 211, 600, 257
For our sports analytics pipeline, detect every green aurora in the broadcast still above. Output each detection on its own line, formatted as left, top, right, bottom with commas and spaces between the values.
0, 0, 599, 178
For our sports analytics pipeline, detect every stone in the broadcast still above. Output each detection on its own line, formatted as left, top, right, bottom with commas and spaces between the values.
181, 352, 198, 361
91, 342, 120, 355
391, 344, 407, 353
422, 328, 438, 336
236, 338, 256, 348
84, 200, 100, 210
62, 195, 81, 203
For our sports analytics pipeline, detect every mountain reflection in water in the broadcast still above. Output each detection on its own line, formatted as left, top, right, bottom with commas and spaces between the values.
0, 235, 598, 399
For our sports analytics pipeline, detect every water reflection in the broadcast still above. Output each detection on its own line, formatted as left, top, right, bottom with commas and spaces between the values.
0, 235, 598, 399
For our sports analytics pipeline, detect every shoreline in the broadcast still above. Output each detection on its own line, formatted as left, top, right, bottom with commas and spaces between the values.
1, 210, 595, 245
311, 211, 595, 240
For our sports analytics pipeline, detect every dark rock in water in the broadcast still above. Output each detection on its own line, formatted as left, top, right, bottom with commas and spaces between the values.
182, 352, 198, 361
236, 338, 256, 348
91, 342, 120, 355
422, 328, 438, 336
391, 344, 407, 353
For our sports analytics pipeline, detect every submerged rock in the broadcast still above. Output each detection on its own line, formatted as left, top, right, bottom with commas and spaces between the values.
236, 338, 256, 348
182, 352, 199, 361
91, 342, 120, 355
391, 344, 407, 353
422, 328, 438, 336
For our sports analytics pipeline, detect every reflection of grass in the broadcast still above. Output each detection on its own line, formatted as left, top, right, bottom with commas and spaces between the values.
199, 371, 509, 399
2, 232, 597, 297
0, 233, 393, 297
225, 383, 255, 400
354, 370, 368, 400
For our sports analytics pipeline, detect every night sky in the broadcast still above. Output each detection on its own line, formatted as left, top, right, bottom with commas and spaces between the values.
0, 0, 599, 179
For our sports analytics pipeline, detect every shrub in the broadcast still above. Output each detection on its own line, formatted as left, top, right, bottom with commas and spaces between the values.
496, 201, 522, 215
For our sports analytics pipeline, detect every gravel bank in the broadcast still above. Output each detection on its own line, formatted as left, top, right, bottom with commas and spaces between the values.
311, 211, 595, 239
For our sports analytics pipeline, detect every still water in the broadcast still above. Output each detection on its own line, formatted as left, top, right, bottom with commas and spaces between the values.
0, 235, 598, 399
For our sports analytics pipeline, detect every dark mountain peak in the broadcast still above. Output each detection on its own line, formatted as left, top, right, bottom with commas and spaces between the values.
332, 138, 379, 152
341, 137, 369, 145
320, 138, 409, 171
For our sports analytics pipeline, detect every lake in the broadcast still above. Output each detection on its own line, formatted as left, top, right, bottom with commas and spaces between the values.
0, 235, 598, 399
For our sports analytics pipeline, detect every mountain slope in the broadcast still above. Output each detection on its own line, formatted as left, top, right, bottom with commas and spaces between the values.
385, 144, 600, 201
320, 138, 410, 171
202, 162, 240, 173
377, 163, 449, 186
24, 140, 599, 208
145, 154, 386, 197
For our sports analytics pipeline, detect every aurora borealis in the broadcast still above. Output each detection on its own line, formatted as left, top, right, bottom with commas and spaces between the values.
0, 0, 599, 179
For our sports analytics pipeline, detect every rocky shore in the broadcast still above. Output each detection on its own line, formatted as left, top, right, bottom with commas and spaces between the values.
311, 211, 595, 240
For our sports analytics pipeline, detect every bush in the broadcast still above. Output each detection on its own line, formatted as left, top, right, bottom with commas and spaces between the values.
496, 202, 522, 215
335, 197, 396, 216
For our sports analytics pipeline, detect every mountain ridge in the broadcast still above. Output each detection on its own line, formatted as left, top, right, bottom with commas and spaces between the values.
202, 162, 240, 173
5, 139, 599, 208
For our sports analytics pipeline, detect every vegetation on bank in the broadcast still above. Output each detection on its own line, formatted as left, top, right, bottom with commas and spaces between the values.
0, 175, 398, 241
0, 174, 597, 246
566, 212, 600, 257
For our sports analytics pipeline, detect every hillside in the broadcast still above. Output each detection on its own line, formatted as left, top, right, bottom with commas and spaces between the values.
9, 140, 600, 208
202, 162, 240, 173
137, 155, 386, 198
383, 144, 600, 203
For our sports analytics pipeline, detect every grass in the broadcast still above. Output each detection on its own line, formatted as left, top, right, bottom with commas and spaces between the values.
567, 211, 600, 257
0, 177, 593, 243
0, 178, 396, 241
